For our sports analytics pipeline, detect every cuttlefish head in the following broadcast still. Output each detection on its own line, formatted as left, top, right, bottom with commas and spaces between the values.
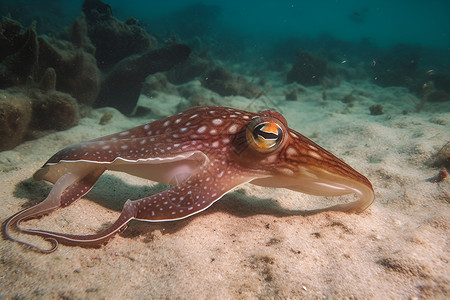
232, 110, 374, 213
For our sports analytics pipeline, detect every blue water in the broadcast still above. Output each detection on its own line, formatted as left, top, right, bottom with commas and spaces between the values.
3, 0, 450, 50
107, 0, 450, 49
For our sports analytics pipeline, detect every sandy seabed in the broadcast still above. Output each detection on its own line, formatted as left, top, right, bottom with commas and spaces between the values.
0, 78, 449, 299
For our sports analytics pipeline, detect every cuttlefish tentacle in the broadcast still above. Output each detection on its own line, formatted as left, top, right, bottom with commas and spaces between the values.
2, 106, 374, 252
12, 165, 251, 248
2, 168, 105, 252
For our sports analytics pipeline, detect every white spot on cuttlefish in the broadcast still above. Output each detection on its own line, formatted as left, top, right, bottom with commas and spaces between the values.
212, 119, 223, 126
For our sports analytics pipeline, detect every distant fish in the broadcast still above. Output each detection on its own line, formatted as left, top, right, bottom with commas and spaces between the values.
348, 8, 369, 24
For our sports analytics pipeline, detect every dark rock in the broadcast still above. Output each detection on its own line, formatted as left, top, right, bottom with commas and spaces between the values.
287, 51, 327, 86
0, 90, 32, 151
0, 18, 24, 59
96, 44, 191, 115
202, 66, 233, 96
0, 22, 39, 88
82, 0, 157, 70
427, 90, 450, 102
372, 44, 420, 87
82, 0, 112, 22
430, 72, 450, 94
201, 66, 260, 98
166, 52, 213, 85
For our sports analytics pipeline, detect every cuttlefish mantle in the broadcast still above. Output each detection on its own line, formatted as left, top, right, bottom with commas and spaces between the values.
2, 106, 374, 253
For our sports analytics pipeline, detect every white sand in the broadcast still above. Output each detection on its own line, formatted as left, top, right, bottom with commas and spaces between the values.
0, 78, 449, 299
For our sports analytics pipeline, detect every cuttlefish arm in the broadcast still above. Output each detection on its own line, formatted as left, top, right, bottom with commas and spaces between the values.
2, 169, 105, 252
2, 106, 374, 252
16, 163, 254, 248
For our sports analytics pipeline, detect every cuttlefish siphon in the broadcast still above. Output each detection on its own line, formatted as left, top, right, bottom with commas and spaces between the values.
2, 106, 374, 253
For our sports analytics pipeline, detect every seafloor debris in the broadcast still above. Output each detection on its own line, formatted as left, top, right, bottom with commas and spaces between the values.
369, 104, 384, 115
99, 112, 113, 125
429, 168, 448, 183
428, 142, 450, 169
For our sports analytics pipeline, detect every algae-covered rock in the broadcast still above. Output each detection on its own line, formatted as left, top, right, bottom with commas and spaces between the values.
0, 90, 32, 151
29, 89, 79, 131
0, 88, 79, 151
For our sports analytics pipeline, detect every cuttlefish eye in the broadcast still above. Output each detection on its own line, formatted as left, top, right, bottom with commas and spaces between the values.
246, 120, 284, 153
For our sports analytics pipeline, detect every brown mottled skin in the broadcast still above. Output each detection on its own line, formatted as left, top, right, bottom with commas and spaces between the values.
2, 106, 374, 253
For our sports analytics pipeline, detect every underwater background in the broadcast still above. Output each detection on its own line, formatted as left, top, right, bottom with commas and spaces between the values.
0, 0, 449, 299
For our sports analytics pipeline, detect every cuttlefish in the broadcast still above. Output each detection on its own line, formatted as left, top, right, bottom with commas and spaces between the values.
2, 106, 374, 253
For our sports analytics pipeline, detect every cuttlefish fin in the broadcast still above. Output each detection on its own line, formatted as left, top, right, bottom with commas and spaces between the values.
19, 167, 251, 249
2, 168, 105, 253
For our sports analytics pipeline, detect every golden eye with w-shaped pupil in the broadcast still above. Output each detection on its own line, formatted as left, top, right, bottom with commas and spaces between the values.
247, 120, 283, 153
